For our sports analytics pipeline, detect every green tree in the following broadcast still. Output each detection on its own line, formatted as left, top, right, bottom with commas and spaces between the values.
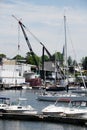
82, 57, 87, 70
52, 52, 63, 65
73, 60, 77, 66
40, 55, 49, 63
12, 55, 25, 61
0, 53, 6, 64
0, 54, 6, 58
26, 52, 41, 66
67, 56, 72, 66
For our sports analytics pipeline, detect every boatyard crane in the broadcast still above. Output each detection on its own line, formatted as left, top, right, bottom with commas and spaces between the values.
12, 15, 65, 80
17, 23, 65, 80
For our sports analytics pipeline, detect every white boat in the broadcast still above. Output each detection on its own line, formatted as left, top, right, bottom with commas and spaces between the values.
71, 87, 87, 94
42, 98, 87, 118
37, 91, 86, 102
63, 100, 87, 117
22, 85, 32, 90
5, 98, 37, 115
42, 98, 70, 115
0, 97, 10, 112
22, 83, 32, 90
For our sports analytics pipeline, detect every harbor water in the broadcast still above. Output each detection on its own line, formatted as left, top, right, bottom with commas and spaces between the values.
0, 89, 87, 130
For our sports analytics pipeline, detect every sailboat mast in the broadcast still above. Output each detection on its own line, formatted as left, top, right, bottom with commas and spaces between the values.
64, 15, 67, 68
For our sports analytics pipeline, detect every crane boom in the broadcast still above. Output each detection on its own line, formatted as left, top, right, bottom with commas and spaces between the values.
19, 21, 33, 54
18, 21, 39, 70
12, 15, 39, 70
40, 42, 52, 59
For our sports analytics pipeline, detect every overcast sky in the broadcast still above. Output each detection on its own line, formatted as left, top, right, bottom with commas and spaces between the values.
0, 0, 87, 62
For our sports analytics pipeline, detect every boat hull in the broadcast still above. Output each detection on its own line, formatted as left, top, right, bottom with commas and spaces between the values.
37, 93, 87, 102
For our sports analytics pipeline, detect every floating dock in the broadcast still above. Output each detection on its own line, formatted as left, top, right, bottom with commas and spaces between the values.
0, 112, 87, 126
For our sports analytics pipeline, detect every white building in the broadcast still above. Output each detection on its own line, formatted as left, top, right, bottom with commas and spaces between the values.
0, 58, 36, 85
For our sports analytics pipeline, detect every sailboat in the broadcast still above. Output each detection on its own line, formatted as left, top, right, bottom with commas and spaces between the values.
42, 15, 69, 92
37, 15, 87, 102
61, 15, 86, 93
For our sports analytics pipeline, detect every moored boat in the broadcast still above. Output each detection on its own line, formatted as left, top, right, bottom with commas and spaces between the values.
0, 97, 10, 112
63, 100, 87, 117
41, 98, 70, 115
4, 98, 37, 115
37, 91, 86, 102
42, 98, 87, 118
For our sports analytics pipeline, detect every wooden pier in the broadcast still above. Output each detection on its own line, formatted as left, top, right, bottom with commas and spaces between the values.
0, 112, 87, 126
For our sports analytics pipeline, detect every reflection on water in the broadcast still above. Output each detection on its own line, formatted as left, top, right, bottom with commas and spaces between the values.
0, 120, 86, 130
0, 90, 87, 130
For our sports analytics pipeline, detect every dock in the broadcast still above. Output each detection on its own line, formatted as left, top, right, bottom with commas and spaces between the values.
0, 112, 87, 126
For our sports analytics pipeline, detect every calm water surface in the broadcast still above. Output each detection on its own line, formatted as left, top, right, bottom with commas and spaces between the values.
0, 89, 86, 130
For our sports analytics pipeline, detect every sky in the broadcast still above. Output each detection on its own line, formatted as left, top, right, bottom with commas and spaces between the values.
0, 0, 87, 62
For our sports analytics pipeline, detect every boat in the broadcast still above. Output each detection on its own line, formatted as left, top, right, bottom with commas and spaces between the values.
63, 99, 87, 117
22, 82, 32, 90
4, 98, 37, 115
0, 97, 10, 112
71, 86, 87, 94
45, 79, 67, 91
45, 15, 71, 92
45, 15, 87, 94
41, 98, 71, 115
37, 91, 86, 102
42, 98, 87, 117
37, 15, 87, 102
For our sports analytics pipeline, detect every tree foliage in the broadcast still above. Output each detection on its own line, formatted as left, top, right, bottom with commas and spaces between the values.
12, 55, 25, 61
67, 56, 73, 66
82, 57, 87, 70
52, 52, 63, 65
40, 55, 49, 62
2, 51, 87, 71
0, 54, 6, 58
73, 60, 77, 66
26, 52, 41, 66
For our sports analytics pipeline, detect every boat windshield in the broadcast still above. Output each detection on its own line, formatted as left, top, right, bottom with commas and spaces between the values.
69, 101, 87, 108
11, 98, 27, 106
0, 97, 10, 104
